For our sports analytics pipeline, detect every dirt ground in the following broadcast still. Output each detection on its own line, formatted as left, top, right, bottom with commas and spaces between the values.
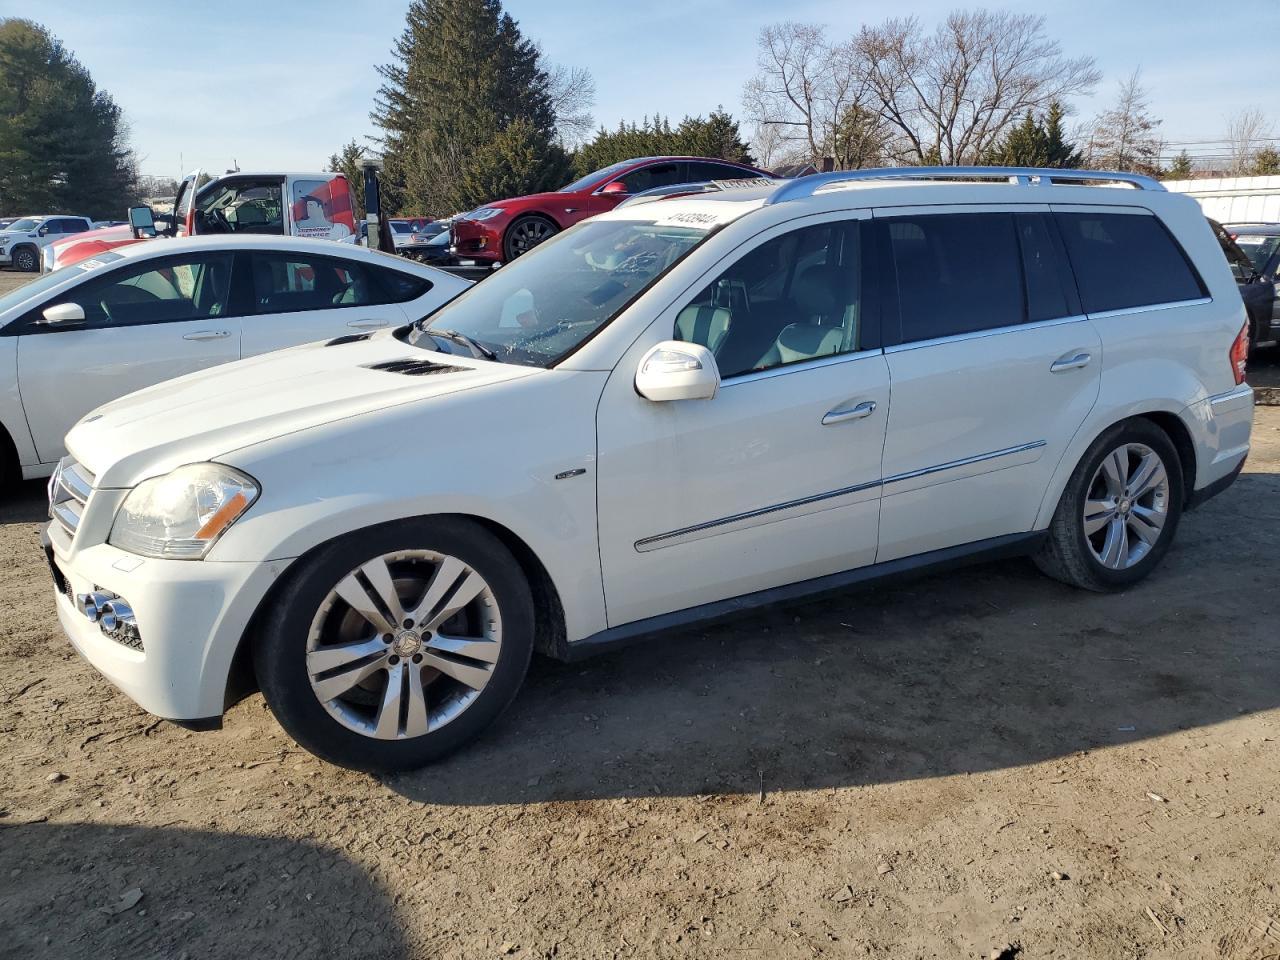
1, 265, 1279, 959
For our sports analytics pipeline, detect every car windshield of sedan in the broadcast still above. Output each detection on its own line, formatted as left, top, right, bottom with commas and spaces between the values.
557, 161, 635, 194
407, 218, 712, 366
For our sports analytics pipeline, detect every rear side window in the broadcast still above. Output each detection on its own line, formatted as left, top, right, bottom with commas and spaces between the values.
882, 213, 1024, 342
373, 265, 432, 303
1054, 212, 1205, 313
249, 253, 375, 314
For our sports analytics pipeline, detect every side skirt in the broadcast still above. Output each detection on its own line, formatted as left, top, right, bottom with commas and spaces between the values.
564, 530, 1047, 662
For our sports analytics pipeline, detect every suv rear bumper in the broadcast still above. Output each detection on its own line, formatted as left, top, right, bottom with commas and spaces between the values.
1185, 384, 1253, 505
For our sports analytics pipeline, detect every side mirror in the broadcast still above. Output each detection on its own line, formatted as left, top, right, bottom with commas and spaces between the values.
37, 224, 50, 237
599, 181, 629, 196
38, 302, 86, 327
635, 341, 719, 402
128, 205, 156, 239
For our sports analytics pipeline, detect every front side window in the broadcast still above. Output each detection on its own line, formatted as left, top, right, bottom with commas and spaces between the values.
249, 253, 376, 314
196, 179, 285, 235
882, 212, 1024, 343
406, 218, 710, 366
675, 221, 863, 378
33, 253, 234, 330
1055, 211, 1205, 314
1234, 234, 1280, 276
618, 162, 686, 195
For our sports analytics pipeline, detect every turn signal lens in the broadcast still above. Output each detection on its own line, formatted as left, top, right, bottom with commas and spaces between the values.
1230, 321, 1249, 386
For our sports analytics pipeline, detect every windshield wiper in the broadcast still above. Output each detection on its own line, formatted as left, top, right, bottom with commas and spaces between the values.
425, 328, 498, 361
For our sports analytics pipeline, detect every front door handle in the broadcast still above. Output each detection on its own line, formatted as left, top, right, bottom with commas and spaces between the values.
346, 318, 389, 329
1050, 352, 1091, 373
822, 400, 877, 425
182, 330, 231, 341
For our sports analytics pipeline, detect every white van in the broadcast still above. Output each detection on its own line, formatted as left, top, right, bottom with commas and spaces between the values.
45, 167, 1254, 772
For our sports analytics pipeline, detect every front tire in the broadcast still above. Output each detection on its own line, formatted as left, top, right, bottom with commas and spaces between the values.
12, 246, 38, 272
1034, 419, 1184, 591
502, 215, 558, 262
254, 518, 534, 772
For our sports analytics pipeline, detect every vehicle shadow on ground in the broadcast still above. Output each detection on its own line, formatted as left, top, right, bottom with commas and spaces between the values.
0, 822, 408, 959
1, 479, 50, 525
390, 472, 1280, 806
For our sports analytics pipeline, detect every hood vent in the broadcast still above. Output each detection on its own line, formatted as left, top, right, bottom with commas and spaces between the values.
365, 358, 468, 376
325, 333, 374, 347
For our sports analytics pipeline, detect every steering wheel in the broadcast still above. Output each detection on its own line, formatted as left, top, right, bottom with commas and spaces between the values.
204, 208, 232, 233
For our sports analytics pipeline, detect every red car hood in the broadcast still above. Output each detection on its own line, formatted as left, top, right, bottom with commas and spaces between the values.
49, 226, 147, 268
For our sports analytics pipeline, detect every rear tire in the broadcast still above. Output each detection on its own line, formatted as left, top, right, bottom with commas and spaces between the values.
254, 517, 535, 772
1034, 419, 1184, 591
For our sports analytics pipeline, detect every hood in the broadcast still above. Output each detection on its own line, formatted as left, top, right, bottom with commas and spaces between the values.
492, 192, 569, 209
66, 330, 538, 488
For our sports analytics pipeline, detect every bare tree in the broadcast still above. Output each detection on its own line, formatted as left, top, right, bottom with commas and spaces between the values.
1087, 69, 1163, 175
1224, 107, 1273, 176
545, 62, 596, 149
854, 11, 1100, 166
742, 23, 883, 170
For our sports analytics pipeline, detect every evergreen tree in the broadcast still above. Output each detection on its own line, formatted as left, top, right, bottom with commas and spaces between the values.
1250, 146, 1280, 176
0, 19, 138, 218
327, 140, 368, 220
675, 108, 755, 165
372, 0, 565, 215
1164, 150, 1194, 180
983, 102, 1081, 168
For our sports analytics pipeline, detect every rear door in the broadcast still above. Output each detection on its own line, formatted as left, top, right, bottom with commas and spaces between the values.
239, 249, 422, 354
14, 251, 242, 463
873, 206, 1102, 562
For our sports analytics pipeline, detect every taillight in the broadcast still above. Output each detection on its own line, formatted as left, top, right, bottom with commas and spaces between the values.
1229, 321, 1249, 385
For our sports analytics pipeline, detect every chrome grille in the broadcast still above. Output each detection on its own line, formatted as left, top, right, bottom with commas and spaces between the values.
48, 458, 95, 539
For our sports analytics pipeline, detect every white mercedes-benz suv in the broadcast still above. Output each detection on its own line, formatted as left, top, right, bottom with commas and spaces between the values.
44, 168, 1254, 772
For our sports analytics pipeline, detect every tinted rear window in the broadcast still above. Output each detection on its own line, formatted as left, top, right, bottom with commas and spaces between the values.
1055, 212, 1204, 313
883, 212, 1025, 343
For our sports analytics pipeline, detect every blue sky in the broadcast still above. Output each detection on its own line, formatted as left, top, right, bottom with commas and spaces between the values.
12, 0, 1276, 177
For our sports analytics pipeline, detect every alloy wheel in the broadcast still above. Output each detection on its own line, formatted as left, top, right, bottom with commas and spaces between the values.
305, 550, 502, 741
508, 219, 555, 257
15, 249, 35, 271
1082, 442, 1170, 570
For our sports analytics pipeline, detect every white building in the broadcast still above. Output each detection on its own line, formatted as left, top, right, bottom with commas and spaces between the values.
1162, 175, 1280, 223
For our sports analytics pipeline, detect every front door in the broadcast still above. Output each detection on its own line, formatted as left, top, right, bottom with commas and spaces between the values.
871, 207, 1102, 562
16, 251, 242, 463
595, 213, 889, 627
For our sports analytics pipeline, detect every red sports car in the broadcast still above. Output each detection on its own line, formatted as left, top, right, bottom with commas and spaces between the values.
450, 156, 773, 263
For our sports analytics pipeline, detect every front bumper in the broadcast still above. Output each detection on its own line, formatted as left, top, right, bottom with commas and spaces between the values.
0, 251, 11, 265
449, 218, 503, 262
44, 525, 292, 720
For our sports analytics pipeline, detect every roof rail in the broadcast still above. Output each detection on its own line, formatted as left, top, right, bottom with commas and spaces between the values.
764, 166, 1166, 205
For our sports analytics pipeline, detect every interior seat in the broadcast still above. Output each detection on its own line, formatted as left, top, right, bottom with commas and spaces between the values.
675, 303, 732, 356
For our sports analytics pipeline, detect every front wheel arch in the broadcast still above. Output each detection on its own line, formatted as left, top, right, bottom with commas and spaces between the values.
228, 512, 568, 710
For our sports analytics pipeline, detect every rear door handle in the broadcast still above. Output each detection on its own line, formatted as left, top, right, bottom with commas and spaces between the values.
822, 400, 877, 425
1050, 352, 1091, 373
347, 318, 389, 329
182, 330, 231, 341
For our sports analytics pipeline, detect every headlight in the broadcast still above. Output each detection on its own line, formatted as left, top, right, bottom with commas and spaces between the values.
466, 207, 504, 222
109, 463, 259, 560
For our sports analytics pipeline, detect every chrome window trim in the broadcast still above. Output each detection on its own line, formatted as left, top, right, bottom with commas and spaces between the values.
884, 315, 1087, 355
1085, 296, 1212, 320
634, 440, 1046, 552
720, 346, 883, 388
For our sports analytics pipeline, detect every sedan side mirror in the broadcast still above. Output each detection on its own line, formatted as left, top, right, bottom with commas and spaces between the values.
599, 181, 629, 196
635, 341, 719, 402
38, 302, 86, 327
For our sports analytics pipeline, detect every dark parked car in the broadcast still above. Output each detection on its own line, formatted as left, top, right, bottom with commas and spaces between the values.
1213, 220, 1279, 351
450, 156, 774, 263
